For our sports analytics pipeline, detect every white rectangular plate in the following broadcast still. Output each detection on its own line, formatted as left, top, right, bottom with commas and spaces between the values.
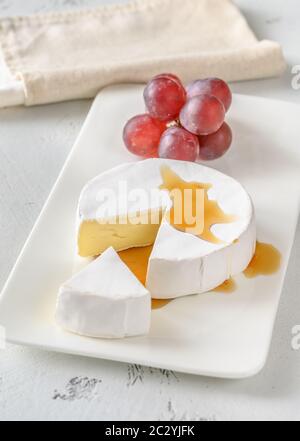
1, 85, 300, 379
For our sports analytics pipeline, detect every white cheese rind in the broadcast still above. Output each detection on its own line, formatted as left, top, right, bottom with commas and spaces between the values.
56, 247, 151, 338
146, 217, 256, 299
78, 160, 172, 222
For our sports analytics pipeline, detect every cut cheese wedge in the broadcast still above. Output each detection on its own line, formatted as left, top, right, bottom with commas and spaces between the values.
77, 159, 256, 298
147, 217, 256, 299
56, 247, 151, 338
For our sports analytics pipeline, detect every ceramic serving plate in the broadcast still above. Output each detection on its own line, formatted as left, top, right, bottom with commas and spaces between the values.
0, 85, 299, 378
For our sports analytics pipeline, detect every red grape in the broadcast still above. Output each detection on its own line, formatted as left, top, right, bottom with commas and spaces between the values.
123, 114, 166, 157
158, 127, 199, 162
153, 73, 183, 88
180, 95, 225, 136
199, 122, 233, 160
144, 75, 186, 121
186, 78, 232, 112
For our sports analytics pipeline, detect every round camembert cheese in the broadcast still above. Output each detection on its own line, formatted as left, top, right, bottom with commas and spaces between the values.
77, 159, 256, 299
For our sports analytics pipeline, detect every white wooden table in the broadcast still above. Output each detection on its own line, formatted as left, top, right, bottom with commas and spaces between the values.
0, 0, 299, 421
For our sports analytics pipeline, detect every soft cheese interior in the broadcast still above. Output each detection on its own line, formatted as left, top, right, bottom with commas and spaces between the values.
77, 159, 256, 298
56, 247, 151, 338
78, 161, 171, 257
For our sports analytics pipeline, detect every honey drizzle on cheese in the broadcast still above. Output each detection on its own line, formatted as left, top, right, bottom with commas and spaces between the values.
160, 166, 236, 244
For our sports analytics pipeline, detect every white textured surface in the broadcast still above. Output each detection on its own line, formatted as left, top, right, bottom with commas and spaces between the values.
0, 0, 299, 422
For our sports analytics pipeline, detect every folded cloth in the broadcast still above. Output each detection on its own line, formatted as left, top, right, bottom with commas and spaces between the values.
0, 0, 286, 107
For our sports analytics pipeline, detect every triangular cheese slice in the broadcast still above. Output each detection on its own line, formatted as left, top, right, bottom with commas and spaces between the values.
56, 247, 151, 338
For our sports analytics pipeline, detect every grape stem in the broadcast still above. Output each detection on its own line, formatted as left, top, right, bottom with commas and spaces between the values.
166, 119, 181, 129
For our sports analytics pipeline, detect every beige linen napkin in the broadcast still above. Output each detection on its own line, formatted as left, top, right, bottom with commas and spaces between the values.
0, 0, 286, 107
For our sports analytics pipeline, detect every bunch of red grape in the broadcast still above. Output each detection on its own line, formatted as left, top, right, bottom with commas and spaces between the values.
123, 74, 233, 162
